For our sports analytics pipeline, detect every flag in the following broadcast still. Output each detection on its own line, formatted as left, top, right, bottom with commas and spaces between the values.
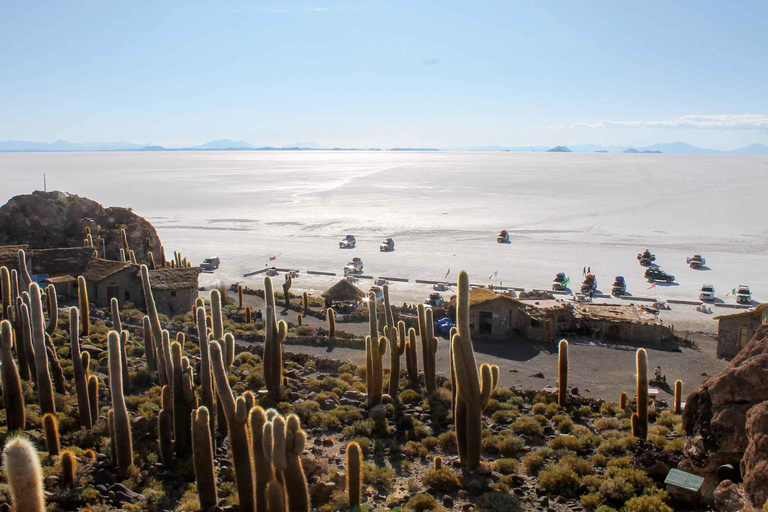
647, 283, 657, 290
489, 270, 498, 280
562, 277, 570, 286
726, 288, 736, 296
445, 268, 450, 279
269, 256, 276, 261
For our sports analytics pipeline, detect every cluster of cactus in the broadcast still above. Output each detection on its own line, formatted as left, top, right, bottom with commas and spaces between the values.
197, 304, 217, 433
417, 303, 439, 393
365, 291, 387, 406
263, 277, 288, 398
632, 348, 649, 439
171, 341, 198, 457
245, 305, 254, 324
452, 271, 499, 469
382, 284, 405, 396
558, 339, 569, 407
283, 274, 292, 306
262, 412, 310, 512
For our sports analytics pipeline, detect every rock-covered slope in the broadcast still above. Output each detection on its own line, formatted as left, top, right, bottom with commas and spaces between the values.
0, 191, 161, 261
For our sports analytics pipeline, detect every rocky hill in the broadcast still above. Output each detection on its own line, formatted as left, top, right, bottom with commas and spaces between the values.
0, 191, 161, 261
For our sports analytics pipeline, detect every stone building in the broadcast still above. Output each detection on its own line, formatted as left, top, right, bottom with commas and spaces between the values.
565, 303, 671, 344
714, 304, 768, 359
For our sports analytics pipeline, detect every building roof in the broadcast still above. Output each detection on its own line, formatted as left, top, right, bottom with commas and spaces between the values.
42, 275, 77, 285
148, 267, 202, 290
714, 303, 767, 320
448, 287, 522, 308
83, 258, 135, 282
322, 279, 366, 302
572, 303, 660, 325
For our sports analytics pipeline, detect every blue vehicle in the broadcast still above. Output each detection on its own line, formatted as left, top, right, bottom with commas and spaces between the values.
552, 272, 570, 291
612, 276, 627, 296
437, 317, 455, 336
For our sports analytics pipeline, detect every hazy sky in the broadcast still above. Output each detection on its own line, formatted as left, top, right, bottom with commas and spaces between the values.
1, 1, 767, 149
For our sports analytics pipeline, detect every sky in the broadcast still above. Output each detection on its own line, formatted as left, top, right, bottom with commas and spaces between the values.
1, 0, 767, 149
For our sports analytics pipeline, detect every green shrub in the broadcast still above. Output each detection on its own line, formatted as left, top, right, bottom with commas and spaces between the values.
476, 492, 521, 512
550, 435, 582, 451
422, 468, 461, 492
523, 452, 545, 475
399, 389, 422, 404
362, 463, 395, 492
595, 418, 621, 431
621, 492, 672, 512
532, 403, 548, 415
538, 462, 581, 496
499, 435, 526, 456
437, 431, 457, 452
494, 458, 519, 475
512, 416, 543, 436
581, 492, 602, 510
404, 492, 444, 512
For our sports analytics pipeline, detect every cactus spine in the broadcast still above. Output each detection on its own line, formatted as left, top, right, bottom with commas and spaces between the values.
69, 307, 91, 429
87, 375, 99, 424
327, 308, 336, 338
44, 284, 58, 335
192, 407, 218, 510
264, 276, 288, 398
108, 330, 133, 471
140, 264, 167, 385
30, 284, 55, 414
558, 339, 569, 407
142, 315, 157, 373
210, 340, 255, 512
250, 406, 275, 512
346, 441, 362, 510
418, 303, 439, 394
0, 319, 25, 430
632, 348, 648, 439
3, 436, 45, 512
405, 326, 419, 388
158, 385, 174, 465
452, 271, 499, 469
60, 450, 77, 486
77, 276, 89, 336
197, 306, 216, 433
43, 413, 60, 456
674, 379, 683, 414
302, 291, 308, 314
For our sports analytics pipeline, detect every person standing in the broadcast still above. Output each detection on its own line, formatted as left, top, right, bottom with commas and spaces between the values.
583, 266, 586, 276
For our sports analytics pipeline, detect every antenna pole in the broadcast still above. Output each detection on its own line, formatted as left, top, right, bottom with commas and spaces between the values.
44, 174, 47, 192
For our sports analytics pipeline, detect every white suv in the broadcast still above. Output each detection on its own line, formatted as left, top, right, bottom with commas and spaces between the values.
699, 284, 715, 301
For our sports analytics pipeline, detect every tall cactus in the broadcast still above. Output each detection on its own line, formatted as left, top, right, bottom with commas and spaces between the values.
30, 284, 55, 415
366, 291, 378, 388
250, 406, 275, 512
142, 316, 157, 373
418, 303, 439, 394
346, 441, 362, 510
110, 297, 122, 333
558, 340, 569, 407
60, 450, 77, 487
17, 249, 32, 293
367, 336, 387, 407
263, 413, 309, 512
3, 436, 45, 512
452, 271, 499, 469
108, 330, 133, 472
160, 330, 173, 386
15, 297, 33, 381
383, 285, 405, 396
283, 274, 292, 306
119, 330, 132, 394
405, 327, 419, 388
302, 291, 309, 315
69, 307, 91, 429
1, 266, 11, 319
327, 308, 336, 338
619, 391, 628, 411
88, 375, 99, 425
674, 379, 683, 414
197, 306, 216, 434
77, 276, 89, 336
210, 340, 255, 512
45, 333, 66, 395
266, 481, 287, 512
238, 284, 244, 309
192, 407, 218, 510
43, 413, 60, 456
632, 348, 648, 439
158, 385, 174, 466
140, 264, 166, 385
44, 284, 58, 335
210, 288, 224, 342
264, 276, 288, 398
0, 319, 25, 430
171, 342, 196, 457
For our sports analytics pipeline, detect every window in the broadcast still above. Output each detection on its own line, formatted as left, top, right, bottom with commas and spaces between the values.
171, 291, 177, 297
501, 316, 507, 325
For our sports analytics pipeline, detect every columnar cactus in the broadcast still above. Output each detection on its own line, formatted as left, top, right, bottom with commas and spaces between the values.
142, 316, 157, 373
108, 330, 133, 472
171, 341, 197, 457
158, 385, 174, 466
210, 340, 255, 512
3, 436, 45, 512
266, 481, 286, 512
302, 291, 308, 315
77, 276, 89, 336
452, 271, 499, 469
192, 407, 218, 510
632, 348, 648, 439
160, 246, 167, 267
111, 297, 122, 333
45, 333, 67, 395
405, 326, 418, 388
119, 249, 126, 262
119, 330, 132, 394
383, 285, 405, 396
417, 304, 440, 394
346, 441, 362, 510
224, 332, 235, 370
69, 308, 91, 429
88, 375, 99, 425
210, 288, 224, 342
30, 284, 55, 414
282, 274, 292, 307
129, 250, 138, 264
196, 306, 216, 434
121, 228, 130, 255
558, 340, 569, 407
297, 313, 302, 326
1, 266, 11, 318
366, 291, 378, 388
43, 413, 60, 456
60, 450, 77, 486
367, 336, 387, 407
264, 276, 288, 398
147, 251, 156, 270
238, 284, 244, 309
327, 308, 336, 338
1, 319, 25, 430
264, 413, 309, 512
140, 264, 167, 385
245, 306, 253, 324
44, 284, 58, 335
160, 330, 173, 386
434, 455, 443, 470
619, 391, 628, 411
17, 249, 32, 293
674, 379, 683, 414
250, 406, 275, 512
15, 297, 33, 381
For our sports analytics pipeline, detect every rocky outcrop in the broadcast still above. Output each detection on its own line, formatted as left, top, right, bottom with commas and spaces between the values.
742, 401, 768, 511
681, 323, 768, 503
0, 191, 161, 262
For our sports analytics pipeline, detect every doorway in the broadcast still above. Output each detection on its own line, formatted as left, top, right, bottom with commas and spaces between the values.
479, 311, 493, 335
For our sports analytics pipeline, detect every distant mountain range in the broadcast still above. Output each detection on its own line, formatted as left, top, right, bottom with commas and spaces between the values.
1, 139, 767, 155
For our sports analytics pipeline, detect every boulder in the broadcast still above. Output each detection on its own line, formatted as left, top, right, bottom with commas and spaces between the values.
742, 400, 768, 511
681, 324, 768, 502
713, 480, 745, 512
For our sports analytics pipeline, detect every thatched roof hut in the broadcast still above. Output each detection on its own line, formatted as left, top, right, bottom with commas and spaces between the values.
322, 279, 365, 303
